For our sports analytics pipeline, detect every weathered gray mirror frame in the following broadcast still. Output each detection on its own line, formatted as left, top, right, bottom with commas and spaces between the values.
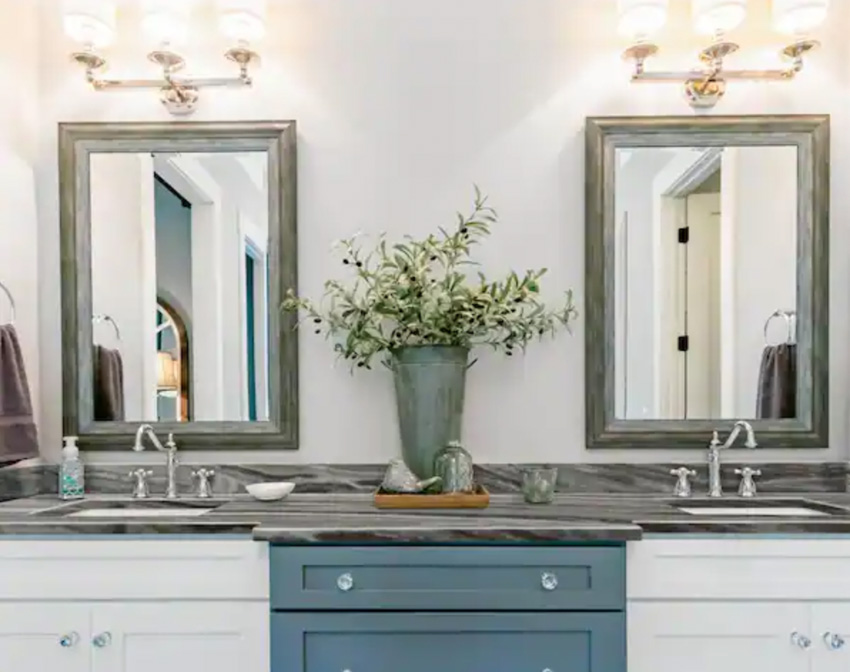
59, 121, 299, 450
585, 115, 829, 449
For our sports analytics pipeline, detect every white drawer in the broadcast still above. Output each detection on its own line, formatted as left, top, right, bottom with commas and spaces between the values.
0, 539, 269, 600
628, 539, 850, 600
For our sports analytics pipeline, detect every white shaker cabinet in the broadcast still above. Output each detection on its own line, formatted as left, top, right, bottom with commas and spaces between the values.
810, 604, 850, 671
90, 602, 268, 672
628, 602, 812, 672
0, 539, 270, 672
0, 604, 91, 672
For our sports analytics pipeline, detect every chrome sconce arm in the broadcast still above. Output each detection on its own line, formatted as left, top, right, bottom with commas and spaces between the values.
71, 45, 259, 116
622, 38, 819, 109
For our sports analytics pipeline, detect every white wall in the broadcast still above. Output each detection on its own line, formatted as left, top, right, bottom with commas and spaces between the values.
722, 146, 798, 416
154, 179, 194, 326
22, 0, 850, 464
0, 2, 39, 463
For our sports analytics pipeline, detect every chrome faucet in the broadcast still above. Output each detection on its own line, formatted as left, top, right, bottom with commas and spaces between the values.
708, 420, 757, 498
133, 424, 179, 499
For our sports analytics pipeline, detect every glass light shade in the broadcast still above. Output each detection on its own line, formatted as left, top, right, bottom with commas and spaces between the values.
772, 0, 829, 34
617, 0, 669, 39
62, 0, 116, 48
217, 0, 267, 43
142, 0, 190, 46
692, 0, 748, 34
156, 352, 179, 391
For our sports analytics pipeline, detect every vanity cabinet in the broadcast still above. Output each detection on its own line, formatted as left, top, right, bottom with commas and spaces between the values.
270, 544, 627, 672
0, 539, 269, 672
627, 539, 850, 672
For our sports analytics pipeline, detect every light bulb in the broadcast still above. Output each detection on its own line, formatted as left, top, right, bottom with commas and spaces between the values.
772, 0, 829, 34
142, 0, 191, 47
692, 0, 748, 35
218, 0, 267, 44
63, 0, 116, 49
618, 0, 669, 39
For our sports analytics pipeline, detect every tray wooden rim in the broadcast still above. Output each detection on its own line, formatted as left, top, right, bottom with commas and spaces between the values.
373, 484, 490, 509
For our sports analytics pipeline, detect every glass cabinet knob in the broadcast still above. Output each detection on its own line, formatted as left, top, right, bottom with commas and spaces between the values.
824, 632, 846, 650
92, 632, 112, 648
337, 572, 354, 592
541, 572, 559, 591
59, 632, 79, 648
791, 631, 811, 650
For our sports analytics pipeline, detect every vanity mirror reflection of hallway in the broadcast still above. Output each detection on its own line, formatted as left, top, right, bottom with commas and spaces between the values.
89, 151, 270, 424
614, 145, 798, 422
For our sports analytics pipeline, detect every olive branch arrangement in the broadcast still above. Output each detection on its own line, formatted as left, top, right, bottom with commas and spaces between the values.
282, 187, 578, 369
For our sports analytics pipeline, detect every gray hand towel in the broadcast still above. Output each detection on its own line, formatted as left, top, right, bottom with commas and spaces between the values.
0, 325, 39, 461
756, 343, 797, 419
93, 345, 125, 422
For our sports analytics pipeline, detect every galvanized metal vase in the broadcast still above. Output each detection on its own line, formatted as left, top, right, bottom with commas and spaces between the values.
392, 345, 469, 479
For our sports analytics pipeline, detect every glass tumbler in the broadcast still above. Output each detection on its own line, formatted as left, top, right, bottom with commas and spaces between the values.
522, 466, 558, 504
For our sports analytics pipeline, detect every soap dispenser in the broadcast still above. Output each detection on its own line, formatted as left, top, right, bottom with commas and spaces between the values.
59, 436, 85, 500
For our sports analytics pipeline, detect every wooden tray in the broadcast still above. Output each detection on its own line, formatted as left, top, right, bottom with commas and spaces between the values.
373, 485, 490, 509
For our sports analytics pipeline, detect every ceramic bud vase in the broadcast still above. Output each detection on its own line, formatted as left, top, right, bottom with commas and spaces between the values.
391, 345, 469, 479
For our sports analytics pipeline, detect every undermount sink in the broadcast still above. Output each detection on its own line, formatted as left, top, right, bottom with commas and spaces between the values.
671, 498, 847, 518
34, 498, 227, 518
67, 508, 213, 518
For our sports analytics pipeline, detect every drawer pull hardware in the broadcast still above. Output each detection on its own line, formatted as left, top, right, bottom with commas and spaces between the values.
541, 572, 559, 591
337, 572, 355, 592
791, 632, 811, 650
92, 632, 112, 648
824, 632, 846, 650
59, 632, 79, 648
543, 669, 554, 672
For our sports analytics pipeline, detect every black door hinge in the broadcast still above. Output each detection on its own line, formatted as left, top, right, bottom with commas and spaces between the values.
678, 226, 690, 244
677, 335, 690, 352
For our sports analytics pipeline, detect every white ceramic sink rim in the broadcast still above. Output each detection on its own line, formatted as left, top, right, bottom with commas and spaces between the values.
67, 508, 213, 518
676, 506, 829, 517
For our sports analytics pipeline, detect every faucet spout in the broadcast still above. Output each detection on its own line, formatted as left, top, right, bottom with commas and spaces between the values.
708, 420, 758, 498
723, 420, 757, 450
134, 423, 165, 452
132, 424, 179, 499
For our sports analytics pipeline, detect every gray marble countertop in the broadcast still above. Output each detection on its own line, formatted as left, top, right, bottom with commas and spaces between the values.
2, 493, 850, 542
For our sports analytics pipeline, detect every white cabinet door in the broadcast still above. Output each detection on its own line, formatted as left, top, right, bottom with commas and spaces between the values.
90, 602, 268, 672
629, 602, 812, 672
0, 603, 91, 672
811, 604, 850, 671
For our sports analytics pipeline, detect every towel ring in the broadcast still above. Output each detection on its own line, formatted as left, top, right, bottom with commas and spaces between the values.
92, 314, 121, 342
764, 309, 796, 346
0, 280, 14, 324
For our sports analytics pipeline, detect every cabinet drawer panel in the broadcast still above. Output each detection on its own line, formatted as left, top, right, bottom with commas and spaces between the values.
272, 612, 625, 672
0, 539, 268, 600
270, 545, 624, 610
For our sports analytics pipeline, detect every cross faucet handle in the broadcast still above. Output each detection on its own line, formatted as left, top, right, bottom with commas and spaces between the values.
129, 468, 154, 499
734, 467, 762, 498
192, 468, 215, 498
670, 467, 698, 498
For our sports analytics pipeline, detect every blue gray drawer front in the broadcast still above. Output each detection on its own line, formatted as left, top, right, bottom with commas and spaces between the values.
272, 612, 626, 672
269, 545, 624, 611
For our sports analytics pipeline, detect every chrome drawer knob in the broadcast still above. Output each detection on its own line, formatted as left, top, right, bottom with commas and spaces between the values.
541, 572, 558, 591
337, 572, 354, 592
92, 632, 112, 648
791, 632, 811, 650
59, 632, 79, 648
824, 632, 846, 650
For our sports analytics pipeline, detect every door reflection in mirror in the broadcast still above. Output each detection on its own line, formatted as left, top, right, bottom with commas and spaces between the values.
89, 151, 270, 423
614, 145, 798, 421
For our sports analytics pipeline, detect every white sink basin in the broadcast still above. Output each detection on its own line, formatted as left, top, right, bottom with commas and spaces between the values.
67, 508, 213, 518
677, 506, 829, 517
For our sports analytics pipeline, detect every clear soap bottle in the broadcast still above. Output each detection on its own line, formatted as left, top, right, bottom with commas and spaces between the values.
59, 436, 85, 500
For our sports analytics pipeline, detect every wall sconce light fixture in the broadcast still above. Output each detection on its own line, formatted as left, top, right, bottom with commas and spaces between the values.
63, 0, 266, 115
618, 0, 828, 108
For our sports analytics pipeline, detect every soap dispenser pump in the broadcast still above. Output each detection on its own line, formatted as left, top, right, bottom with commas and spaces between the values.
59, 436, 85, 500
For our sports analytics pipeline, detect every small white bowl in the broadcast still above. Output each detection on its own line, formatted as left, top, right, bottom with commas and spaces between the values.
245, 482, 295, 501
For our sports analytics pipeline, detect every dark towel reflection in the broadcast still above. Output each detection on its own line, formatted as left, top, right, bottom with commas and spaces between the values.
757, 343, 797, 419
93, 345, 125, 421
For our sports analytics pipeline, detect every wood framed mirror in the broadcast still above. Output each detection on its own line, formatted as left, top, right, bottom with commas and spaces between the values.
585, 115, 829, 449
60, 121, 299, 450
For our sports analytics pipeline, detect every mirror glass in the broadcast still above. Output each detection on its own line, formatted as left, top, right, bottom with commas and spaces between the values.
89, 151, 270, 423
613, 145, 798, 421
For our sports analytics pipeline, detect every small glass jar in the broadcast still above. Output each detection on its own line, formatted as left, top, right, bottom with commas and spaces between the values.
522, 466, 558, 504
434, 441, 474, 493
